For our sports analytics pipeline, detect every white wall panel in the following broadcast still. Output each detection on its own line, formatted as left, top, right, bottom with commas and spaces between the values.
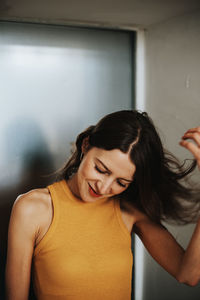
143, 10, 200, 300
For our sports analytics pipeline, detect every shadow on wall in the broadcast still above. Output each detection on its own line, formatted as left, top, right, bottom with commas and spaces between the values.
0, 118, 56, 299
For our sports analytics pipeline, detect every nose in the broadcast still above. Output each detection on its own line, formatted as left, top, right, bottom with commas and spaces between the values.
96, 177, 113, 195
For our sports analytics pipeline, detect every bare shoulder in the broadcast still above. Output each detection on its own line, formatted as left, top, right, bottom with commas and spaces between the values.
121, 202, 167, 235
120, 200, 148, 222
120, 200, 149, 233
10, 188, 53, 244
13, 187, 52, 218
119, 198, 163, 235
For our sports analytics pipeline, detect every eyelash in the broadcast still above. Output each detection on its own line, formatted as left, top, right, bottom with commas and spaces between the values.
95, 165, 127, 188
95, 165, 106, 174
117, 180, 126, 188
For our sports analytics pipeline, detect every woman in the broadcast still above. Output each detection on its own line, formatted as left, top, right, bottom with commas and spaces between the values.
5, 110, 200, 300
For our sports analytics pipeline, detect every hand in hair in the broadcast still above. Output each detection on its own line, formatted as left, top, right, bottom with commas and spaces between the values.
180, 127, 200, 168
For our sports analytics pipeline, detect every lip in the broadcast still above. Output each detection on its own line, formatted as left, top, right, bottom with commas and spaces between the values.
88, 184, 101, 198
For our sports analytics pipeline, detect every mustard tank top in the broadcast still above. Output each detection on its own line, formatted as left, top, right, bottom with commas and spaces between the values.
33, 180, 133, 300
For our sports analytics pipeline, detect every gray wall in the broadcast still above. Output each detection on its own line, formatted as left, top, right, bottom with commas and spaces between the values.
141, 10, 200, 300
0, 22, 133, 298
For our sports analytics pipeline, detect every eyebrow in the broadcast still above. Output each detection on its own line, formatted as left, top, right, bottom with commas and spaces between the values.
96, 158, 133, 183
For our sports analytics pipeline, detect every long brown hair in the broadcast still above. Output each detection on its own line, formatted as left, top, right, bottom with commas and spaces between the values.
58, 110, 199, 224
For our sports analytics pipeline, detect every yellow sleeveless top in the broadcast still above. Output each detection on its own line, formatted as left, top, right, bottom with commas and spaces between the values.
33, 180, 133, 300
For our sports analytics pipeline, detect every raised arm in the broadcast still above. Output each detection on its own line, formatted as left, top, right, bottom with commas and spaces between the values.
134, 218, 200, 286
5, 188, 52, 300
133, 126, 200, 286
177, 126, 200, 285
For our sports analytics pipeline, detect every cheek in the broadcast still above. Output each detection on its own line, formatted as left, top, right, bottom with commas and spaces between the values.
78, 159, 95, 180
112, 185, 127, 196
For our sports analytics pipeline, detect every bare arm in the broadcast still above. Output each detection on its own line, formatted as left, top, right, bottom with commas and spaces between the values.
177, 126, 200, 285
177, 219, 200, 286
133, 126, 200, 286
5, 188, 52, 300
134, 218, 200, 286
133, 219, 184, 281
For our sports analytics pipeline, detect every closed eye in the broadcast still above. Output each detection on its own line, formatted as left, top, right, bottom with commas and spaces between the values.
117, 180, 127, 188
95, 165, 129, 188
95, 165, 107, 174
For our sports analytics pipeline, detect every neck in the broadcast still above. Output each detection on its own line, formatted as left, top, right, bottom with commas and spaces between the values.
67, 174, 80, 199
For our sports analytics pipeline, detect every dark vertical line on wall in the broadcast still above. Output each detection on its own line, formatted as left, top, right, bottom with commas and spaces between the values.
130, 30, 136, 300
130, 31, 136, 110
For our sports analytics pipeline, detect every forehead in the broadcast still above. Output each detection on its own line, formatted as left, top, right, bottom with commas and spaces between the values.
89, 147, 136, 179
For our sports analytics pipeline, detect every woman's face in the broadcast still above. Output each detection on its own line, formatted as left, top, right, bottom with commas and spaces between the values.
68, 147, 136, 203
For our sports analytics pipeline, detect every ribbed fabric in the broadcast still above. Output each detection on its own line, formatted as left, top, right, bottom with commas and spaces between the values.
33, 180, 133, 300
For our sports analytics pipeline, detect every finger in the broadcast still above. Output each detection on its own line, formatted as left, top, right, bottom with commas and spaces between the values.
180, 140, 200, 167
182, 132, 200, 146
183, 127, 200, 134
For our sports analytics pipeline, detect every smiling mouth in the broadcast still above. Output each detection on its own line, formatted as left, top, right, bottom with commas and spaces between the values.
88, 184, 101, 198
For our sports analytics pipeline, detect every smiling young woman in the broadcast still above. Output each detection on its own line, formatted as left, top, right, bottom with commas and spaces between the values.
67, 147, 136, 203
5, 111, 200, 300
